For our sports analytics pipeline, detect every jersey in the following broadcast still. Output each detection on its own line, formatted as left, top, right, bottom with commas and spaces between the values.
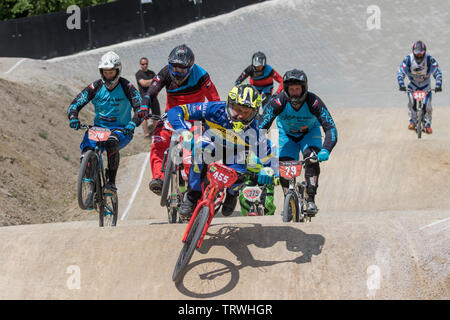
167, 101, 273, 165
397, 53, 442, 90
67, 78, 142, 128
141, 64, 220, 112
235, 64, 283, 95
260, 91, 338, 153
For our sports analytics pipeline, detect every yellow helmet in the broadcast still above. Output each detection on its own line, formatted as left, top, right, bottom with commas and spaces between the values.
226, 83, 262, 132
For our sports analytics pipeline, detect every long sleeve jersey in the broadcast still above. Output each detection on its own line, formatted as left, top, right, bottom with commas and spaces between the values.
67, 77, 142, 128
235, 64, 283, 95
141, 64, 220, 112
260, 91, 338, 153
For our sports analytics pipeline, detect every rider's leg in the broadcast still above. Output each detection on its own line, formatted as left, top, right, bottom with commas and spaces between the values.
300, 129, 323, 214
179, 137, 212, 217
424, 92, 433, 131
149, 123, 171, 194
105, 131, 132, 191
221, 163, 247, 216
278, 132, 302, 194
407, 90, 417, 128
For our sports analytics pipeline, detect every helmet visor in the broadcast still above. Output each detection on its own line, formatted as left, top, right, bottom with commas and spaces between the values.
169, 63, 190, 78
229, 103, 257, 125
252, 56, 265, 67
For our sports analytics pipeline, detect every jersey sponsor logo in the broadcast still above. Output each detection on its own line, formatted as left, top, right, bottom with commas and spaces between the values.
152, 76, 160, 85
89, 83, 95, 90
275, 98, 281, 106
313, 100, 319, 108
206, 81, 211, 89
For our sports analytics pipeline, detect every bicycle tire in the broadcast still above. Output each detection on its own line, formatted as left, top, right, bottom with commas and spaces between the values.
417, 109, 422, 139
160, 140, 177, 207
167, 207, 177, 224
102, 193, 118, 227
77, 150, 97, 210
283, 191, 299, 223
172, 206, 209, 282
96, 170, 105, 227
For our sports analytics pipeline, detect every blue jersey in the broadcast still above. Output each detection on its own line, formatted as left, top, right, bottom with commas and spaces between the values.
167, 101, 273, 165
397, 54, 442, 90
260, 91, 337, 152
67, 78, 142, 128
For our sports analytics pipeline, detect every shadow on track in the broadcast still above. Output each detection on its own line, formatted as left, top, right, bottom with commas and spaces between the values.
175, 223, 325, 298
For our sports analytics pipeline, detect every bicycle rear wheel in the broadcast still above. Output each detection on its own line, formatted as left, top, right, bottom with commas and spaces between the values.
77, 150, 97, 210
283, 191, 299, 222
172, 206, 209, 282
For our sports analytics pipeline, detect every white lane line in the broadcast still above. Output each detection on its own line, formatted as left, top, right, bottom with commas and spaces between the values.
4, 58, 26, 74
120, 152, 149, 221
419, 217, 450, 230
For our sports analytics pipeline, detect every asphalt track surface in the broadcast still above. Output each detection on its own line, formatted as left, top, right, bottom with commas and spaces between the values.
0, 0, 449, 299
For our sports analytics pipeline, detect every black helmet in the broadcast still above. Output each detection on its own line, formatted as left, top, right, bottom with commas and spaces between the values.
412, 40, 426, 64
283, 69, 308, 108
252, 51, 266, 69
168, 44, 195, 84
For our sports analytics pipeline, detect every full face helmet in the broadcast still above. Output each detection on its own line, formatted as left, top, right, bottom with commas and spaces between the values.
412, 40, 426, 64
98, 51, 122, 90
283, 69, 308, 108
252, 51, 266, 72
226, 83, 262, 133
168, 44, 195, 84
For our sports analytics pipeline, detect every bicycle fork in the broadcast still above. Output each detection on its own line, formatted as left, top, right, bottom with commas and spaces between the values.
181, 186, 219, 249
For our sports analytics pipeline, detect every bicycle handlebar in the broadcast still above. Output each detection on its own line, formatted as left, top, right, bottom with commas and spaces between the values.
79, 124, 124, 133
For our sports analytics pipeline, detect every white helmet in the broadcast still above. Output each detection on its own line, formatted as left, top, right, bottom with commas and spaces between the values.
98, 51, 122, 89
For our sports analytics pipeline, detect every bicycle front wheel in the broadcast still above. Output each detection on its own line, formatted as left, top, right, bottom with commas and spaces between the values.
416, 109, 422, 139
160, 141, 176, 207
172, 206, 209, 282
100, 192, 118, 227
283, 191, 299, 223
77, 150, 97, 210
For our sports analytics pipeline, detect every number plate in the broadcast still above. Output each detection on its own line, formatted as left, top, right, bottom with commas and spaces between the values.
207, 163, 238, 188
242, 186, 263, 202
279, 161, 302, 179
88, 127, 111, 142
413, 90, 427, 102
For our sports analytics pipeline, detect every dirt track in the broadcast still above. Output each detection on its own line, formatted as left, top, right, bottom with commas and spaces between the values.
0, 106, 448, 299
0, 0, 449, 300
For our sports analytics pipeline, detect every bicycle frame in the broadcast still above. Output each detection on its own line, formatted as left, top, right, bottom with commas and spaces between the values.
181, 162, 237, 248
79, 125, 120, 225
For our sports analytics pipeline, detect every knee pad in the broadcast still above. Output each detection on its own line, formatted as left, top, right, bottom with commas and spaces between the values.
106, 135, 120, 170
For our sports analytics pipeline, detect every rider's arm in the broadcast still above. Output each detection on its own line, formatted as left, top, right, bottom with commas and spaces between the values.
429, 56, 442, 87
235, 65, 252, 85
141, 67, 168, 108
307, 93, 338, 153
167, 101, 212, 131
120, 78, 144, 126
200, 74, 221, 102
67, 79, 102, 120
272, 69, 284, 93
397, 56, 410, 87
259, 92, 288, 130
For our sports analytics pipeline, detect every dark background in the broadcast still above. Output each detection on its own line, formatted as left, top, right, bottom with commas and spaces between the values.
0, 0, 265, 59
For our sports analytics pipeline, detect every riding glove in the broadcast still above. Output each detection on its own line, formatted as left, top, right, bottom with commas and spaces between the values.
317, 149, 330, 162
123, 121, 136, 136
